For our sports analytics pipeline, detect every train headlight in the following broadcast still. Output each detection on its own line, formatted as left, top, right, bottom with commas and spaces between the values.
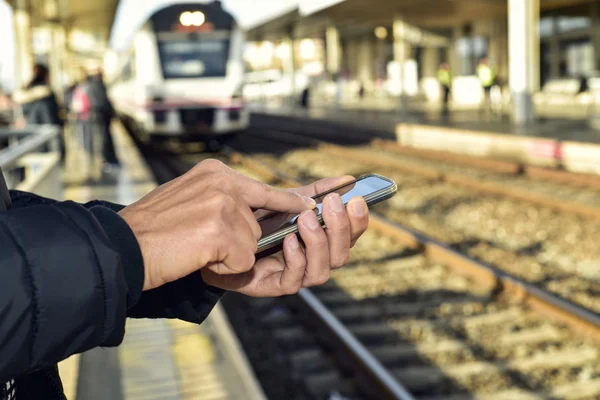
180, 11, 205, 27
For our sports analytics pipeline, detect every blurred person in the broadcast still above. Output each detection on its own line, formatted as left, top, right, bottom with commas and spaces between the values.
63, 78, 79, 115
12, 64, 66, 158
0, 159, 370, 399
300, 84, 310, 109
358, 82, 365, 99
87, 67, 120, 170
477, 58, 497, 115
70, 68, 94, 162
0, 90, 13, 127
335, 72, 344, 105
437, 63, 452, 112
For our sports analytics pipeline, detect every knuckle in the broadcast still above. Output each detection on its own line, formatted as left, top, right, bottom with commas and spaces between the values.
261, 182, 273, 194
284, 282, 302, 295
199, 158, 226, 171
316, 270, 331, 285
252, 221, 262, 239
211, 192, 236, 213
241, 251, 256, 272
332, 253, 350, 269
204, 218, 223, 237
221, 195, 237, 212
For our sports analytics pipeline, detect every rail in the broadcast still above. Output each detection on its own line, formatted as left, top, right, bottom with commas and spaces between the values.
297, 289, 416, 400
229, 149, 600, 342
0, 125, 62, 199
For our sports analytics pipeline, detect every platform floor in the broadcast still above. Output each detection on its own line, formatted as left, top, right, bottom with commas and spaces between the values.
58, 123, 265, 400
252, 102, 600, 144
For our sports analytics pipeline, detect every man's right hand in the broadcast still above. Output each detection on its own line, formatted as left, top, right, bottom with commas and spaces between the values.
118, 159, 316, 292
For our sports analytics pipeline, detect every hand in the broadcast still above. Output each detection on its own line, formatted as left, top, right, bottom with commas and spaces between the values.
119, 159, 317, 291
201, 176, 370, 297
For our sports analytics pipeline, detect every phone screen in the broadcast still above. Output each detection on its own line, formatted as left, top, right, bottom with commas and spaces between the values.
258, 175, 394, 237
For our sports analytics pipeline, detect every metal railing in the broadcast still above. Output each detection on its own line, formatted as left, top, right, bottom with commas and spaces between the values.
0, 125, 62, 199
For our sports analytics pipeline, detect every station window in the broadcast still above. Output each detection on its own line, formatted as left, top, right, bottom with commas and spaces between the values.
557, 16, 591, 34
455, 36, 488, 76
539, 17, 554, 38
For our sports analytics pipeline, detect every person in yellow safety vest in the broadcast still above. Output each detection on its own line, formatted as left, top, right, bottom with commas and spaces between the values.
477, 58, 497, 113
437, 63, 452, 110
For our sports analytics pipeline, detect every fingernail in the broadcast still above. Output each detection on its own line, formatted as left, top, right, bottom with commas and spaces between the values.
288, 234, 300, 249
329, 194, 344, 213
302, 210, 320, 230
303, 196, 317, 208
351, 200, 367, 217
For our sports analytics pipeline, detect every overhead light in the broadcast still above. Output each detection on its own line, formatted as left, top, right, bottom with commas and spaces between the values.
180, 11, 205, 27
275, 42, 290, 59
299, 39, 316, 59
374, 26, 388, 40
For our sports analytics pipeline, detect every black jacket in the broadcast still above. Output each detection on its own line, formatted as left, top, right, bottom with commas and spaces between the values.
0, 169, 225, 399
13, 85, 63, 127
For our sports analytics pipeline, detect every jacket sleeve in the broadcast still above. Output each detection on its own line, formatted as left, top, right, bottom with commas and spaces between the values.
0, 201, 142, 382
89, 199, 227, 324
9, 191, 226, 323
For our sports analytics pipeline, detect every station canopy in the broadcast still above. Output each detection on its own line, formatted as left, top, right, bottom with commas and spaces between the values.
246, 0, 598, 41
5, 0, 119, 41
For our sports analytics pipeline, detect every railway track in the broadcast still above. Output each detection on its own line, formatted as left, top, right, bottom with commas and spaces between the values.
224, 149, 600, 399
130, 125, 600, 399
239, 127, 600, 314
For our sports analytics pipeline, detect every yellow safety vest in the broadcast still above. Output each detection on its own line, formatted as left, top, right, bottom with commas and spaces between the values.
477, 65, 496, 87
437, 69, 451, 86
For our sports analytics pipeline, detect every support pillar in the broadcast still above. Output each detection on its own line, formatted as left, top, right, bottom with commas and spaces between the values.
449, 26, 461, 75
325, 26, 341, 76
508, 0, 539, 125
393, 18, 409, 109
357, 36, 374, 85
44, 0, 66, 100
13, 0, 34, 90
592, 1, 600, 72
489, 18, 508, 84
47, 25, 66, 100
283, 26, 296, 107
421, 46, 439, 78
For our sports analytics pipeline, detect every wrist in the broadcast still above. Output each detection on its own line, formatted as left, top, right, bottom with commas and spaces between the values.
118, 207, 160, 292
91, 206, 145, 307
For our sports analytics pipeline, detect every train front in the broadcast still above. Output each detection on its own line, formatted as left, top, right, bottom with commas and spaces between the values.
146, 3, 247, 140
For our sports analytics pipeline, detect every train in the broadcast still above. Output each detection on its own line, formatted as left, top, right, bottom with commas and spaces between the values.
109, 1, 248, 149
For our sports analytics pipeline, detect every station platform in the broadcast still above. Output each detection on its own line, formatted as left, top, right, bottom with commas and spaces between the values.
250, 103, 600, 175
56, 123, 265, 400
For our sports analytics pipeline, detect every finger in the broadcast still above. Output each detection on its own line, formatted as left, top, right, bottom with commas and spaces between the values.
254, 174, 356, 221
279, 234, 307, 294
237, 201, 262, 240
287, 175, 356, 198
237, 176, 317, 213
297, 210, 330, 287
321, 193, 351, 269
209, 223, 257, 275
347, 197, 369, 247
201, 268, 252, 292
253, 176, 356, 221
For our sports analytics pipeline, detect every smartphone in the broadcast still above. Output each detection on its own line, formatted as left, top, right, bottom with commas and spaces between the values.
256, 174, 397, 254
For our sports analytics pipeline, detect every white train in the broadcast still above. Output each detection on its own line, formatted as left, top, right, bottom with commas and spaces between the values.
109, 1, 248, 146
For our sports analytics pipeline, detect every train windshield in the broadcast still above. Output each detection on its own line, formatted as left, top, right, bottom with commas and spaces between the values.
158, 39, 229, 79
